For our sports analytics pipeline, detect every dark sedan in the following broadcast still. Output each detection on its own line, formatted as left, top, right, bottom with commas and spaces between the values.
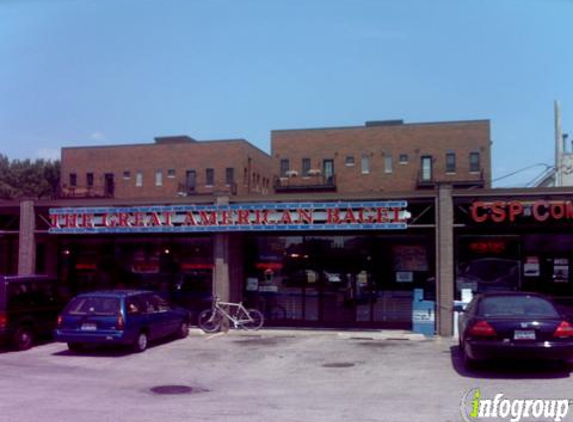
457, 292, 573, 368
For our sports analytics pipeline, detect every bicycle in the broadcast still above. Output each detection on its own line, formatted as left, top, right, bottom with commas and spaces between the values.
198, 296, 264, 333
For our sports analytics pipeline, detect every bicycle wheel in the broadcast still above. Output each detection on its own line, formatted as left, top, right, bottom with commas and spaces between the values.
242, 309, 264, 330
198, 309, 223, 333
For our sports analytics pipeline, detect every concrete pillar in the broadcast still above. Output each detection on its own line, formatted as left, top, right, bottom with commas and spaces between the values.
435, 184, 454, 336
213, 196, 231, 302
18, 199, 36, 275
213, 233, 230, 302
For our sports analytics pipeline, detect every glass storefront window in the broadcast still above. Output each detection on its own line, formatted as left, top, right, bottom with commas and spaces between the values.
58, 236, 213, 313
244, 234, 433, 328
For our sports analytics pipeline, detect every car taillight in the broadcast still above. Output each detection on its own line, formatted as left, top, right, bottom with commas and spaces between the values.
56, 314, 63, 327
554, 321, 573, 338
469, 320, 496, 337
0, 312, 6, 330
117, 314, 125, 330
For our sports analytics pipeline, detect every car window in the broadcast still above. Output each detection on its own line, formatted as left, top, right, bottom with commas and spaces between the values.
126, 297, 142, 315
6, 281, 57, 310
149, 294, 171, 312
65, 297, 120, 316
478, 296, 559, 318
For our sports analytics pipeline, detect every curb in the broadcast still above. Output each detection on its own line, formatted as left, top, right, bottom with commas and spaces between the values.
189, 327, 429, 341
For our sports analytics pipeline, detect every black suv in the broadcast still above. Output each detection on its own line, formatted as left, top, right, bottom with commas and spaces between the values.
0, 275, 65, 350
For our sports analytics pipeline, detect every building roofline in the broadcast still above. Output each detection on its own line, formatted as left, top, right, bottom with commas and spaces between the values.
62, 138, 271, 157
271, 119, 491, 134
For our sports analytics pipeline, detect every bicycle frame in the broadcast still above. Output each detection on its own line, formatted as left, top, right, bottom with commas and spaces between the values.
214, 299, 255, 329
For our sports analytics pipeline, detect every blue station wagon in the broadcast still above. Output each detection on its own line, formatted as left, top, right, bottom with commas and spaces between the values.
54, 290, 190, 353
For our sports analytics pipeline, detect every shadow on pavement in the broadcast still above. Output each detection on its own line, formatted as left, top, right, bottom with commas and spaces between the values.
51, 335, 186, 358
450, 345, 572, 379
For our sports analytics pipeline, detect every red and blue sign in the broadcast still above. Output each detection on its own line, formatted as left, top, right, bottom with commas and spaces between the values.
49, 201, 409, 234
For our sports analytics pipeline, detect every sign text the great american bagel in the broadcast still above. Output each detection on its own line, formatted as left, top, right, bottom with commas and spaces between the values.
49, 202, 410, 233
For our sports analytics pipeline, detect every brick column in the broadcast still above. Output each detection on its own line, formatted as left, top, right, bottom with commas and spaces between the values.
435, 184, 454, 337
18, 199, 36, 275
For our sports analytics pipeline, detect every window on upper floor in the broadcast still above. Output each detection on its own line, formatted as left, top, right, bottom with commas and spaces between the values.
361, 154, 370, 174
421, 156, 433, 181
226, 167, 235, 185
155, 170, 163, 187
469, 152, 480, 173
384, 155, 393, 174
69, 173, 77, 187
399, 154, 408, 164
345, 156, 355, 167
302, 158, 311, 177
167, 169, 176, 178
136, 171, 143, 187
123, 170, 131, 180
280, 159, 290, 177
86, 172, 94, 187
446, 152, 456, 173
206, 168, 214, 186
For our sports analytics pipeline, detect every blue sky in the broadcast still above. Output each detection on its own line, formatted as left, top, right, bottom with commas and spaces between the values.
0, 0, 571, 187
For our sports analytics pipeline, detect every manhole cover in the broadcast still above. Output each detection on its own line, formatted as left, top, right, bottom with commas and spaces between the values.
150, 385, 205, 395
322, 362, 355, 368
356, 341, 396, 348
233, 338, 281, 346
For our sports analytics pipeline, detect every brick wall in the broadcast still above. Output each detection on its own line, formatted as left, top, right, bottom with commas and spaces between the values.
271, 120, 491, 193
60, 139, 275, 199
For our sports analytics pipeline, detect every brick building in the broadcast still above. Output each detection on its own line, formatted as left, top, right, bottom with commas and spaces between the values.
60, 136, 275, 199
272, 119, 490, 193
1, 117, 503, 336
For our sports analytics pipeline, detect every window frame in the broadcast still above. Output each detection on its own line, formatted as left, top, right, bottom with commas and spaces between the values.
469, 152, 480, 173
206, 168, 214, 187
361, 154, 370, 174
446, 152, 456, 173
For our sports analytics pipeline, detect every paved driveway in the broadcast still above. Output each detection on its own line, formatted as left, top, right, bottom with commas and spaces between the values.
1, 330, 572, 422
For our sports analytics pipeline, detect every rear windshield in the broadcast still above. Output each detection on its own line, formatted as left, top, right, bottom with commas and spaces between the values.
64, 296, 120, 316
478, 296, 559, 318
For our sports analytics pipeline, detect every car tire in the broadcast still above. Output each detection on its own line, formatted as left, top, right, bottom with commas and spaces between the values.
12, 325, 34, 351
461, 342, 477, 370
67, 342, 84, 352
133, 331, 149, 353
177, 321, 189, 339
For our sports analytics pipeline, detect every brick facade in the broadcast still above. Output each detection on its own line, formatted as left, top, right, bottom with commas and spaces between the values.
60, 136, 275, 200
271, 120, 491, 193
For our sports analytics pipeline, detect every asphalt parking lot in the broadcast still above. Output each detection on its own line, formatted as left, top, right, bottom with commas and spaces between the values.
1, 329, 573, 422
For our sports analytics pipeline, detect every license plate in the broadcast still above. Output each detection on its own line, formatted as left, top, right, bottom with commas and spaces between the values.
81, 323, 97, 331
514, 330, 535, 340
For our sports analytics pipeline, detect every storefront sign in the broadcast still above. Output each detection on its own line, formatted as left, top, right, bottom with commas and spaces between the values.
49, 201, 409, 234
470, 200, 573, 223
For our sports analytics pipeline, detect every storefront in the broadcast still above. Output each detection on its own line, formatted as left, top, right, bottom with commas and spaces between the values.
45, 198, 437, 329
454, 192, 573, 307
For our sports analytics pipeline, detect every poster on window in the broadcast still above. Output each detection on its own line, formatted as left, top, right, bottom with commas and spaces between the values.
523, 256, 540, 277
553, 258, 569, 283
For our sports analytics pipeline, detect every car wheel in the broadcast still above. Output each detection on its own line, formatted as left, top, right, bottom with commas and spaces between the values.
67, 342, 84, 352
133, 331, 149, 353
177, 321, 189, 339
461, 342, 477, 370
12, 325, 34, 351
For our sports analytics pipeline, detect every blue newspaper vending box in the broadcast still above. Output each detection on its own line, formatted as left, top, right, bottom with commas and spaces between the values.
412, 288, 435, 337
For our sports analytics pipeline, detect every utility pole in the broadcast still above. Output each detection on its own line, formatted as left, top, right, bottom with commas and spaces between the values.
555, 100, 563, 187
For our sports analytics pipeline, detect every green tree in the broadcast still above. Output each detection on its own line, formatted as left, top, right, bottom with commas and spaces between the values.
0, 154, 60, 199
